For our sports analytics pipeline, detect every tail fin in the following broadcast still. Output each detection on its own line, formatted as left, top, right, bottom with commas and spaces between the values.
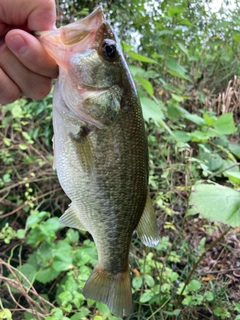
83, 265, 132, 317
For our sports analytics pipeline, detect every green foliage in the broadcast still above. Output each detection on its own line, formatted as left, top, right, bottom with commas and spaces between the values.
187, 182, 240, 226
1, 0, 240, 319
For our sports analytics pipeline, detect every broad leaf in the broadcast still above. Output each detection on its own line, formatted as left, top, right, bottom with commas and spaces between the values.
166, 58, 190, 80
176, 42, 189, 56
187, 182, 240, 226
135, 76, 154, 96
36, 267, 60, 284
184, 113, 205, 126
203, 113, 217, 126
173, 130, 191, 142
167, 6, 184, 17
213, 112, 237, 135
140, 97, 165, 123
128, 51, 156, 63
233, 31, 240, 43
229, 143, 240, 159
225, 172, 240, 185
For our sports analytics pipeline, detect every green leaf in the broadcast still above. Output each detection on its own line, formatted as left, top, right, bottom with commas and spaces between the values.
135, 76, 154, 96
129, 65, 145, 76
222, 159, 239, 175
225, 171, 240, 185
166, 58, 190, 80
128, 51, 156, 63
3, 137, 11, 147
171, 93, 188, 102
52, 241, 73, 271
45, 308, 64, 320
163, 309, 181, 316
187, 182, 240, 227
205, 153, 224, 171
182, 295, 193, 306
120, 41, 133, 52
96, 302, 110, 315
176, 42, 189, 56
229, 143, 240, 159
0, 309, 12, 320
233, 31, 240, 43
35, 267, 60, 284
26, 211, 49, 229
132, 276, 143, 289
187, 279, 201, 291
213, 113, 237, 135
140, 97, 165, 123
213, 307, 231, 318
203, 113, 217, 126
184, 113, 205, 126
180, 19, 193, 26
167, 6, 184, 17
173, 131, 191, 142
158, 30, 174, 36
188, 130, 215, 142
16, 229, 26, 239
70, 308, 90, 319
140, 290, 154, 303
19, 144, 28, 150
11, 103, 22, 118
58, 290, 73, 306
65, 229, 79, 244
17, 263, 37, 289
144, 274, 155, 287
204, 291, 214, 301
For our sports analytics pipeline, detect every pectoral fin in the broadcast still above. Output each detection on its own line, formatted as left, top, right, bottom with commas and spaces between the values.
52, 135, 56, 170
59, 203, 86, 231
70, 127, 94, 173
136, 191, 160, 247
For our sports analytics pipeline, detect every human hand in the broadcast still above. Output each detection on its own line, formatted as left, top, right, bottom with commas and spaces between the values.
0, 0, 58, 104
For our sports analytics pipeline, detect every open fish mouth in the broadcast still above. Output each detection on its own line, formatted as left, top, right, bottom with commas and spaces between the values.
35, 6, 105, 63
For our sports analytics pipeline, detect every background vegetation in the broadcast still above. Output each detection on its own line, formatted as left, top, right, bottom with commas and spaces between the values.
1, 0, 240, 319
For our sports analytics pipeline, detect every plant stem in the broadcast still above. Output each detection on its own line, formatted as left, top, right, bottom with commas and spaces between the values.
175, 226, 231, 308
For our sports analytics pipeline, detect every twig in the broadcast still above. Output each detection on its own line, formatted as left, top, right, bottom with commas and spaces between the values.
197, 267, 240, 275
0, 187, 62, 219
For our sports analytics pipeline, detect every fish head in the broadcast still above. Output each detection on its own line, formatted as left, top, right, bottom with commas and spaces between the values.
37, 6, 129, 127
37, 6, 124, 89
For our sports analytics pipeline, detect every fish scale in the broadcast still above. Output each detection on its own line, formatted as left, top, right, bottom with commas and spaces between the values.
37, 6, 160, 317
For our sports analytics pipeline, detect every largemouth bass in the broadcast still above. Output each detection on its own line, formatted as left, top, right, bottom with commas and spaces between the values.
37, 7, 159, 317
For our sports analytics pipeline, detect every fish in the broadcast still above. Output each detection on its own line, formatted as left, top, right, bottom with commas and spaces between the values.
37, 6, 160, 317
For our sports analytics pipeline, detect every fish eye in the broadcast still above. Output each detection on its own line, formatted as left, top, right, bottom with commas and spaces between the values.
102, 40, 117, 60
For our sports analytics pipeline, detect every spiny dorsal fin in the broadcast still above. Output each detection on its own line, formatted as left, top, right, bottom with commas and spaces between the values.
136, 190, 160, 247
59, 203, 86, 230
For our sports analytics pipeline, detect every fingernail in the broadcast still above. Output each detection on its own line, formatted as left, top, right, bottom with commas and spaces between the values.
7, 35, 27, 54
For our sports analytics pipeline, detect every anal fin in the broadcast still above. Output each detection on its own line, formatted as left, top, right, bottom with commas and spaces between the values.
136, 190, 160, 247
59, 203, 86, 231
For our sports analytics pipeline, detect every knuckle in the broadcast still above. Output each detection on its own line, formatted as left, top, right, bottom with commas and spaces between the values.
0, 74, 20, 104
29, 78, 52, 100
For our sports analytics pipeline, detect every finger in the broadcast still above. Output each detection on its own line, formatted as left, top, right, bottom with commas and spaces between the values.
5, 29, 58, 79
0, 43, 53, 100
0, 0, 56, 31
0, 68, 20, 104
